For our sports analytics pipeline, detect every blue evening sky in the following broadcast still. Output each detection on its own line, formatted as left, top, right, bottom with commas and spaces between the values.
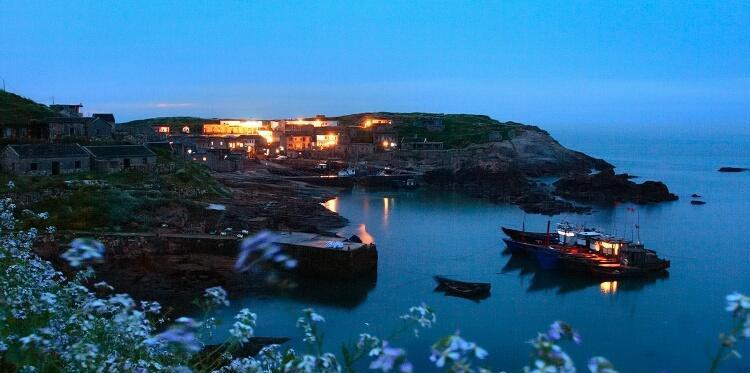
1, 1, 748, 126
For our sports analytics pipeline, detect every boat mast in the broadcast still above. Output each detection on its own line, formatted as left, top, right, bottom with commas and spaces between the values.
545, 219, 551, 246
636, 210, 641, 243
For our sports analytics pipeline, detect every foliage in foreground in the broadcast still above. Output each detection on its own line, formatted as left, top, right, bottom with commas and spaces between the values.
0, 188, 748, 372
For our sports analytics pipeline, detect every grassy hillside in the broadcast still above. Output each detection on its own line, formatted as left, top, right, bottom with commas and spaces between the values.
0, 91, 56, 125
337, 112, 524, 148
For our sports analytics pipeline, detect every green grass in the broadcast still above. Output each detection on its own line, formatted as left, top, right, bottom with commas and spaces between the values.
0, 150, 228, 231
0, 91, 56, 125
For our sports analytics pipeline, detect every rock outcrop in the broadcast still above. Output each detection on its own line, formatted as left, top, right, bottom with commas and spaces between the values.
718, 167, 748, 173
553, 169, 678, 204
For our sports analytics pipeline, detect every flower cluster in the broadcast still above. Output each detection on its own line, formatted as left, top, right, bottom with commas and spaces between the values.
430, 333, 488, 372
60, 238, 105, 267
400, 302, 436, 337
588, 356, 618, 373
204, 286, 230, 307
229, 308, 257, 344
144, 317, 203, 353
547, 321, 581, 344
297, 308, 326, 345
711, 291, 750, 371
366, 341, 412, 373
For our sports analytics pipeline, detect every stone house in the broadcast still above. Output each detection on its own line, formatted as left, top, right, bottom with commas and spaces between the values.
84, 145, 156, 172
0, 143, 90, 175
45, 117, 113, 140
92, 113, 116, 124
85, 117, 114, 139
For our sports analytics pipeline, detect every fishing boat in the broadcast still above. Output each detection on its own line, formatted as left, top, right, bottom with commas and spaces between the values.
433, 276, 491, 298
501, 222, 670, 278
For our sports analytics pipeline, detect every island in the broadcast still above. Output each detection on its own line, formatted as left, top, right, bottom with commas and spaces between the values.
0, 90, 679, 302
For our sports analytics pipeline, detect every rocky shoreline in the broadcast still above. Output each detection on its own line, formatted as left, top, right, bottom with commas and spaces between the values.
405, 125, 677, 214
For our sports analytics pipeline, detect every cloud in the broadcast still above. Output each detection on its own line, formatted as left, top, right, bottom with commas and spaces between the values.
151, 103, 194, 108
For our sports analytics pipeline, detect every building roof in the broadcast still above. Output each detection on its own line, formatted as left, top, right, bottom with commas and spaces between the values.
45, 116, 89, 124
92, 113, 116, 123
6, 143, 89, 159
83, 145, 156, 159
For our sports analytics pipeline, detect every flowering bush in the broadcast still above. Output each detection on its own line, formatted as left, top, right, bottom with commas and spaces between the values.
0, 192, 747, 372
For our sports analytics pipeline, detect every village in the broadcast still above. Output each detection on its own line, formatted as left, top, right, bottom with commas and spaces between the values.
0, 101, 447, 177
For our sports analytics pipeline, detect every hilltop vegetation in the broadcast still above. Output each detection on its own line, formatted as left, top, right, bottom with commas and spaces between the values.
0, 90, 56, 125
337, 112, 523, 148
1, 150, 228, 231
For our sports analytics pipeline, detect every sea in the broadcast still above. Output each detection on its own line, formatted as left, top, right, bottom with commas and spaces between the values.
212, 122, 750, 372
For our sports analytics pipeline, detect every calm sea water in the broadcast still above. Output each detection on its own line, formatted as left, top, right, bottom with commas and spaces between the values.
214, 123, 750, 372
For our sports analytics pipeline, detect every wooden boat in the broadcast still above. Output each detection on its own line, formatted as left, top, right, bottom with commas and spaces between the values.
433, 276, 491, 298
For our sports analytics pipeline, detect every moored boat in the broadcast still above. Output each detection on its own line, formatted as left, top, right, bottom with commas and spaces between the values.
433, 276, 491, 298
501, 222, 670, 278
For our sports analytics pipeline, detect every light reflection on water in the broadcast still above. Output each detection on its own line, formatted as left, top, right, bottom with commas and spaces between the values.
225, 125, 750, 372
599, 281, 618, 294
322, 198, 338, 213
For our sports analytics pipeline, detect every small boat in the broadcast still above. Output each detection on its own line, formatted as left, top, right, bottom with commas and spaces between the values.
690, 200, 706, 205
433, 276, 491, 298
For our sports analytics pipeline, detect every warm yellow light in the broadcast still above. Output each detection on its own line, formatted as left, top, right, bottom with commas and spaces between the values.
316, 133, 338, 148
382, 140, 389, 147
600, 281, 618, 294
258, 129, 274, 144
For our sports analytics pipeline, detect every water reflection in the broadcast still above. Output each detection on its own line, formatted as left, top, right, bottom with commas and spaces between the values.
383, 197, 390, 226
356, 224, 374, 244
235, 273, 376, 309
501, 255, 668, 295
322, 198, 338, 213
599, 281, 618, 294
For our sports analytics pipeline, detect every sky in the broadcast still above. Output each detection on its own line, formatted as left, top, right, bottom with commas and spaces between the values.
0, 1, 748, 126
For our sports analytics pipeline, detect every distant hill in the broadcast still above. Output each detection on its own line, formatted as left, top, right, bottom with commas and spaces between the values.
336, 112, 524, 148
0, 90, 56, 125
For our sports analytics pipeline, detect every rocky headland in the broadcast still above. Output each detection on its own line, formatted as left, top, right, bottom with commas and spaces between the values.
362, 118, 677, 214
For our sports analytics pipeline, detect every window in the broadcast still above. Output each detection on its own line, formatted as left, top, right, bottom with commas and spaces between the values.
75, 160, 81, 169
30, 163, 38, 171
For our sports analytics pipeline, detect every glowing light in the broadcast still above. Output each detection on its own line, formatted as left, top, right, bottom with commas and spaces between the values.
187, 149, 192, 154
322, 198, 338, 213
382, 140, 390, 148
357, 224, 374, 244
258, 129, 274, 144
316, 133, 338, 149
600, 281, 619, 294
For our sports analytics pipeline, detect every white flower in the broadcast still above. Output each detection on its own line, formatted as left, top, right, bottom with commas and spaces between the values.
588, 356, 618, 373
369, 341, 412, 373
726, 292, 750, 313
60, 238, 105, 267
229, 308, 257, 344
203, 286, 230, 307
144, 317, 202, 353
